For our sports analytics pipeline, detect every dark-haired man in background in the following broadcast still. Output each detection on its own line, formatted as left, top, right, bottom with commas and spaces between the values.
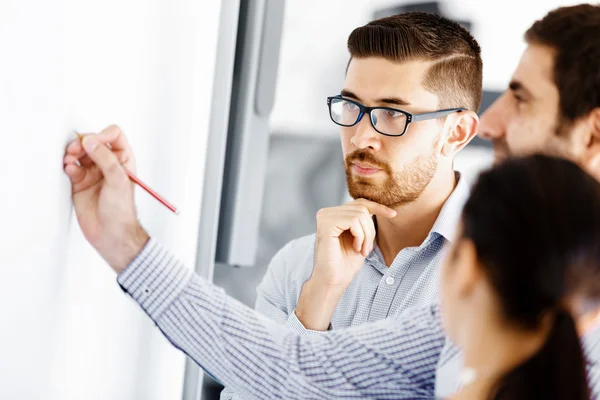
436, 4, 600, 396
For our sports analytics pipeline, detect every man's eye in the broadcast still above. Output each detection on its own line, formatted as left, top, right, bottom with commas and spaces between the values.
344, 102, 358, 111
513, 94, 525, 104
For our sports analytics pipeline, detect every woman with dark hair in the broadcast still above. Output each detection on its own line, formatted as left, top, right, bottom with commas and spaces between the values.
442, 154, 600, 400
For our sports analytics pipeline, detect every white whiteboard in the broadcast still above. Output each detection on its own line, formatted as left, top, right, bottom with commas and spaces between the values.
0, 0, 223, 398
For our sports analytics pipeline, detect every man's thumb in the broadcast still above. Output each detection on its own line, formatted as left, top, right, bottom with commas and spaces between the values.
82, 136, 127, 184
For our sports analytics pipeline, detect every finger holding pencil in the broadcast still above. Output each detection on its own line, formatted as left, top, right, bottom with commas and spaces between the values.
65, 124, 137, 174
64, 125, 179, 214
63, 124, 171, 272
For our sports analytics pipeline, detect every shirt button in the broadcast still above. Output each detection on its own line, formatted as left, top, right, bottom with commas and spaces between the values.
385, 276, 395, 285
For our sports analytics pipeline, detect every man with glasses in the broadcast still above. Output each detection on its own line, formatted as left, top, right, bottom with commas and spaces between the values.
62, 4, 600, 399
327, 96, 465, 139
221, 14, 479, 398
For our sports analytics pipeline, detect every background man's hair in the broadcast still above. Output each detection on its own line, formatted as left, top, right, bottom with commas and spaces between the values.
525, 4, 600, 122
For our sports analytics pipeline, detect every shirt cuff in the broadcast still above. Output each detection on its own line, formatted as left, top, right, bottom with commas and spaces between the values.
117, 237, 193, 321
284, 310, 332, 335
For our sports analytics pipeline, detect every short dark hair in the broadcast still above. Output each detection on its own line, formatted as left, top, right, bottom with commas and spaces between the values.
525, 4, 600, 122
347, 12, 483, 112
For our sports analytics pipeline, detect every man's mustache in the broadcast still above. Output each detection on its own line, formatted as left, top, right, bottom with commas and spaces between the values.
345, 150, 390, 171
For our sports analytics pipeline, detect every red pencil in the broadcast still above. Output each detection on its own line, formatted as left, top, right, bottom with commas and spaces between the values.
76, 132, 179, 215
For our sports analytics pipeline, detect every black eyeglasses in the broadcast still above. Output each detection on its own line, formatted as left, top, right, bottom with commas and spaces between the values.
327, 95, 466, 137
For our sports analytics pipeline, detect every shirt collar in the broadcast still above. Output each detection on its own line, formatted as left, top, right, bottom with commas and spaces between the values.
429, 171, 470, 244
583, 319, 600, 358
367, 171, 469, 264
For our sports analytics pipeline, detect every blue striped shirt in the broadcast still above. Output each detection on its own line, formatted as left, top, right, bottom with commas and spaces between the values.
118, 238, 445, 399
118, 238, 600, 399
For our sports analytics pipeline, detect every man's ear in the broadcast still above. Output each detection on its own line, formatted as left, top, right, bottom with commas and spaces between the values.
442, 111, 479, 157
581, 108, 600, 181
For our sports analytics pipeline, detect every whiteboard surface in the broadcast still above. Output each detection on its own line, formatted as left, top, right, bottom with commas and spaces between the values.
0, 0, 222, 398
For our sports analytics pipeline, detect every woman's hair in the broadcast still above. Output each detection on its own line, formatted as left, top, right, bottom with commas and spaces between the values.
462, 154, 600, 400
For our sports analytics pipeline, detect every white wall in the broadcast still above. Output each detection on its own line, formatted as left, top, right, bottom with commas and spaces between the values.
0, 2, 70, 398
0, 0, 222, 399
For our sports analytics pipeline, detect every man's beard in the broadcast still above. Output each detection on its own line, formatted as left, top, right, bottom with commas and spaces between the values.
491, 138, 511, 165
344, 143, 439, 208
551, 116, 577, 158
494, 116, 573, 165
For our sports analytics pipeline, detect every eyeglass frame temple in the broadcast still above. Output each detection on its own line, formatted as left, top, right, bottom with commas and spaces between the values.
411, 108, 466, 122
327, 96, 466, 135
